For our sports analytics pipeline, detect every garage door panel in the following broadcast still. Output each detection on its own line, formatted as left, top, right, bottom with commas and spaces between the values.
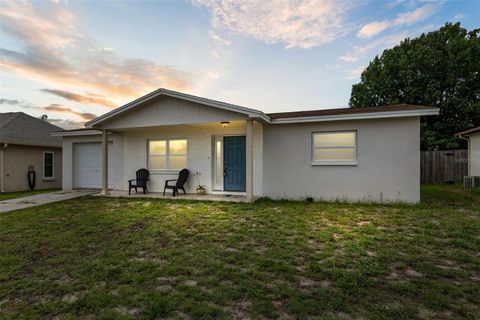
75, 143, 113, 189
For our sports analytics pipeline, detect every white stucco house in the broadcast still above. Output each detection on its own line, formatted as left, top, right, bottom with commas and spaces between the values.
54, 88, 439, 203
457, 126, 480, 180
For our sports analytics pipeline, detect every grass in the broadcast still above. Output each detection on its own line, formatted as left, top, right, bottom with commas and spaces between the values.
0, 185, 479, 319
0, 188, 61, 201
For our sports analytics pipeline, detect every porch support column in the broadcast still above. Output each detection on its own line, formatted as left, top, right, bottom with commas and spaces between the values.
101, 129, 109, 195
246, 118, 254, 202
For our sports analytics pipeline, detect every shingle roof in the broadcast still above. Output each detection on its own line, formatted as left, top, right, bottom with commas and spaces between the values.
267, 104, 437, 119
456, 126, 480, 137
0, 112, 62, 147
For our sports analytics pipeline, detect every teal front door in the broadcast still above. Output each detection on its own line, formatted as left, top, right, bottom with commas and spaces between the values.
223, 136, 246, 192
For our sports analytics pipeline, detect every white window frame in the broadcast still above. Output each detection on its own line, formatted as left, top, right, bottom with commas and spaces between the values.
43, 151, 55, 179
147, 138, 188, 172
311, 130, 358, 166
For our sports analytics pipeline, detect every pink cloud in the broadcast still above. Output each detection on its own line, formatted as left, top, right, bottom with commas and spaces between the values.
0, 0, 195, 106
194, 0, 353, 49
357, 3, 439, 38
42, 104, 96, 121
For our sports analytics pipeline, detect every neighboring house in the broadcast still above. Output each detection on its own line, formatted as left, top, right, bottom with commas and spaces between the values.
0, 112, 62, 193
457, 126, 480, 176
54, 88, 439, 203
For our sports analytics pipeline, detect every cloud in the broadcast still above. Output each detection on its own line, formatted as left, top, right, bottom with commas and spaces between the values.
193, 0, 352, 49
0, 96, 95, 125
339, 53, 358, 63
41, 89, 117, 108
0, 0, 196, 106
209, 31, 231, 46
393, 4, 438, 25
340, 32, 409, 64
47, 118, 85, 129
357, 21, 391, 38
42, 104, 96, 121
0, 98, 21, 105
210, 49, 220, 59
357, 3, 439, 38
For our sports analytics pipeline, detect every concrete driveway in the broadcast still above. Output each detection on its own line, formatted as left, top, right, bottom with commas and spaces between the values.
0, 190, 96, 213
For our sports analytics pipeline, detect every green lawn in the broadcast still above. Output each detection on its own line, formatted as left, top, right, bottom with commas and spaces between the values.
0, 188, 61, 201
0, 185, 478, 319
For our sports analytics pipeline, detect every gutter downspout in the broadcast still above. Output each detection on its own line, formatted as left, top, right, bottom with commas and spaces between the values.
0, 143, 7, 193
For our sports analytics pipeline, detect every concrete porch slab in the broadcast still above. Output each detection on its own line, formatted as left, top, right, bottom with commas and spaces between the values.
0, 190, 96, 213
94, 190, 248, 202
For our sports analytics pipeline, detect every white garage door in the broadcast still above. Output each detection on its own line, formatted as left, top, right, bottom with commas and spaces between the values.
75, 142, 113, 189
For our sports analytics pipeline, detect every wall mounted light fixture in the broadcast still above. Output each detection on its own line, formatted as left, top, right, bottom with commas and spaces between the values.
221, 121, 229, 128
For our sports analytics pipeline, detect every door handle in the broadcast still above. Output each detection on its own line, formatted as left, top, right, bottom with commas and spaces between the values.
223, 162, 227, 176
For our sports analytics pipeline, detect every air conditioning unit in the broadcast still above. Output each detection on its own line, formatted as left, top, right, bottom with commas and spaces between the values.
464, 176, 480, 189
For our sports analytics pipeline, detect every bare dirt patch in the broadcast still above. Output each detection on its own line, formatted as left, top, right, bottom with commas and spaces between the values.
114, 305, 140, 316
61, 292, 83, 303
405, 269, 422, 277
183, 280, 198, 287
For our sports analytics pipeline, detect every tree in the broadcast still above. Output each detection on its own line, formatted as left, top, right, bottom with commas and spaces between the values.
349, 23, 480, 150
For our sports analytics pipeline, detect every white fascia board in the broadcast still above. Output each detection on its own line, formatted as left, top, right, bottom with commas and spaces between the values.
270, 108, 439, 124
51, 130, 103, 137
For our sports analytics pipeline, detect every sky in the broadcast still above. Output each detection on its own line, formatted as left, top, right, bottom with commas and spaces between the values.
0, 0, 478, 129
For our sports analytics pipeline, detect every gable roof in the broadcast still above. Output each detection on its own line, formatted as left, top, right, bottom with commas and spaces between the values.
0, 112, 62, 147
456, 126, 480, 138
85, 88, 270, 127
83, 88, 439, 128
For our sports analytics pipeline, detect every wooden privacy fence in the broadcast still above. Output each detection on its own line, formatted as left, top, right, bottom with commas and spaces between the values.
421, 150, 468, 184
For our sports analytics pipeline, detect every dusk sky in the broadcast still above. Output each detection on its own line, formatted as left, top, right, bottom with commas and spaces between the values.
0, 0, 478, 129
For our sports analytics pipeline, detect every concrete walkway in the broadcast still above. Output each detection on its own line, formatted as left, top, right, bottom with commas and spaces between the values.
0, 190, 95, 213
94, 190, 248, 202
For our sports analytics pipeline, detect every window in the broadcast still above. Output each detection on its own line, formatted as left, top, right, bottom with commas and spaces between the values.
148, 139, 187, 171
43, 151, 54, 179
312, 131, 357, 165
214, 137, 223, 190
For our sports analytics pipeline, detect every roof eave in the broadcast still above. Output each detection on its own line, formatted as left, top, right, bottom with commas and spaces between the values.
0, 140, 62, 148
51, 129, 103, 137
455, 127, 480, 138
269, 108, 439, 124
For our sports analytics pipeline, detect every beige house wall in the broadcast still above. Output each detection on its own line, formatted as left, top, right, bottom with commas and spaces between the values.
263, 117, 421, 203
2, 144, 62, 192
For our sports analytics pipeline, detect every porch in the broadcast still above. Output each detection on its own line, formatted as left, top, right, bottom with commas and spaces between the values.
94, 190, 248, 202
95, 119, 263, 202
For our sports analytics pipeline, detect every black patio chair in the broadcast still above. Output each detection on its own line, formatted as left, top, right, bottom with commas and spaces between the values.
163, 168, 189, 196
128, 168, 150, 195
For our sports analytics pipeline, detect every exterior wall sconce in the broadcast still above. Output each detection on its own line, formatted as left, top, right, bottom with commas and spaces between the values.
221, 121, 229, 128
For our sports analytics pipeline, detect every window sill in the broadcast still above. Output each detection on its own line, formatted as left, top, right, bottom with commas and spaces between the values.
43, 177, 56, 182
311, 161, 358, 166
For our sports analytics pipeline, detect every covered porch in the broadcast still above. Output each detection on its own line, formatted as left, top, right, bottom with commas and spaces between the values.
97, 118, 263, 202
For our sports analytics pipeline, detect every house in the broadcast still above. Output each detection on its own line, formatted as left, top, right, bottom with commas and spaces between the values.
457, 126, 480, 177
54, 88, 439, 203
0, 112, 63, 193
